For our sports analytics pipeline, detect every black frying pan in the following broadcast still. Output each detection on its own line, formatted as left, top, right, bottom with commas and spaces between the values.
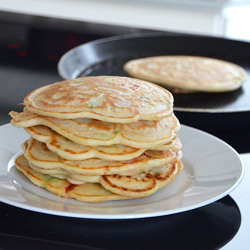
58, 32, 250, 152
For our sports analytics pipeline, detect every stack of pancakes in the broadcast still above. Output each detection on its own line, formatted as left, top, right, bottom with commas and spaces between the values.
10, 76, 183, 202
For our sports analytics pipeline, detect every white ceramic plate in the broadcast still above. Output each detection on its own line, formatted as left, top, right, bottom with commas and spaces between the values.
0, 123, 243, 219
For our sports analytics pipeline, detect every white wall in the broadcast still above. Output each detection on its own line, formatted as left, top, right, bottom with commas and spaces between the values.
0, 0, 249, 41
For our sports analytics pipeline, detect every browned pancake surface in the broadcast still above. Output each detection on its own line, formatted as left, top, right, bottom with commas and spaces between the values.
24, 76, 173, 122
10, 111, 180, 148
23, 138, 178, 176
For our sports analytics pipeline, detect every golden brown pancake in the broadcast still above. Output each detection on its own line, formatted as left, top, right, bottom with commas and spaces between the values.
151, 136, 182, 151
10, 111, 180, 148
124, 56, 247, 92
26, 149, 182, 186
15, 154, 182, 201
25, 125, 181, 160
23, 76, 173, 122
15, 154, 130, 202
99, 160, 182, 198
28, 154, 182, 186
28, 161, 100, 185
23, 138, 178, 176
150, 161, 183, 190
25, 125, 146, 161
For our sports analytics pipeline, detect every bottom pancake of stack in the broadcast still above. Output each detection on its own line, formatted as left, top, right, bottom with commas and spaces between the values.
15, 154, 183, 202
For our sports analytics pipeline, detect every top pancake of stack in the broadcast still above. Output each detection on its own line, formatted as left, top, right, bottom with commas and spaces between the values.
24, 76, 173, 123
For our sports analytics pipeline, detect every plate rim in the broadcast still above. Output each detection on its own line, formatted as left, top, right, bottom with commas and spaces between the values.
0, 123, 244, 219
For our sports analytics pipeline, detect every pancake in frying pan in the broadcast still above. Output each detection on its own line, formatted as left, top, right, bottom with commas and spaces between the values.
124, 56, 247, 92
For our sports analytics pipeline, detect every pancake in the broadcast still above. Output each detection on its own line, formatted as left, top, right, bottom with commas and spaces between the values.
10, 111, 180, 148
27, 149, 182, 184
25, 125, 181, 160
15, 154, 182, 201
23, 138, 178, 176
15, 155, 129, 202
28, 150, 182, 184
29, 147, 182, 184
163, 86, 196, 94
23, 76, 173, 122
28, 162, 100, 185
151, 136, 182, 151
124, 56, 247, 92
25, 125, 146, 161
100, 160, 182, 198
150, 161, 183, 190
